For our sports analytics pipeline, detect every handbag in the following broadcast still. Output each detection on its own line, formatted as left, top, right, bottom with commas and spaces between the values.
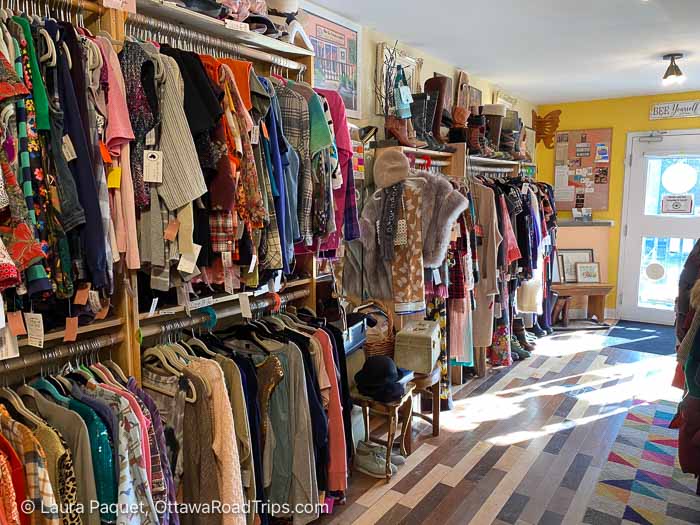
393, 65, 413, 119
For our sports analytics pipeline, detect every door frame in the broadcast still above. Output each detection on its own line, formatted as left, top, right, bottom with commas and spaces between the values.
617, 128, 700, 323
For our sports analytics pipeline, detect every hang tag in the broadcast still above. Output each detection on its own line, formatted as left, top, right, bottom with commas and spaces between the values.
0, 295, 4, 330
107, 167, 122, 189
236, 220, 246, 240
94, 304, 110, 320
148, 298, 159, 317
88, 290, 102, 312
178, 243, 202, 274
250, 125, 260, 145
494, 302, 502, 319
24, 312, 44, 348
176, 286, 189, 306
521, 182, 530, 195
143, 150, 163, 183
62, 135, 77, 162
163, 219, 180, 241
248, 253, 257, 273
432, 268, 442, 285
74, 283, 91, 305
63, 317, 78, 342
271, 272, 282, 292
99, 140, 113, 164
223, 252, 235, 294
7, 311, 25, 336
261, 122, 270, 140
239, 293, 253, 319
474, 224, 484, 237
145, 128, 157, 146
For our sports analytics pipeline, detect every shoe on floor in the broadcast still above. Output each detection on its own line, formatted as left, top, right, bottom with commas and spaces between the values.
355, 445, 399, 478
510, 336, 531, 359
357, 440, 406, 466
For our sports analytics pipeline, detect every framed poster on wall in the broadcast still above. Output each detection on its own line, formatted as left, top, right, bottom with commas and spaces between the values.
300, 2, 362, 118
553, 128, 613, 210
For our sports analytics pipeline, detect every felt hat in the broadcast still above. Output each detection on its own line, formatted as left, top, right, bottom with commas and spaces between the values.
354, 356, 410, 402
373, 149, 410, 189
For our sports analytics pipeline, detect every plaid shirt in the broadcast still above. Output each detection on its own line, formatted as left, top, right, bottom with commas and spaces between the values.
274, 84, 313, 244
0, 405, 59, 525
209, 210, 236, 254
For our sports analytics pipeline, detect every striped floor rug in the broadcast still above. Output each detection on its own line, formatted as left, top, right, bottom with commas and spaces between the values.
583, 399, 700, 524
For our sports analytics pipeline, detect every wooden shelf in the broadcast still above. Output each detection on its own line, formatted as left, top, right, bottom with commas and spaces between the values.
468, 155, 520, 167
136, 0, 314, 58
284, 278, 312, 289
18, 317, 123, 346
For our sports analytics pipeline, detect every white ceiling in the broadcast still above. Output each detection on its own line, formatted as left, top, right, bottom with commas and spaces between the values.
307, 0, 700, 104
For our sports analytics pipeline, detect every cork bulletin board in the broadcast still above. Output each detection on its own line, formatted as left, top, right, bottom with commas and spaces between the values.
553, 128, 612, 210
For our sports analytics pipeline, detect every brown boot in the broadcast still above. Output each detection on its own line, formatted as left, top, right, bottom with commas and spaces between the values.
385, 116, 427, 148
513, 320, 536, 352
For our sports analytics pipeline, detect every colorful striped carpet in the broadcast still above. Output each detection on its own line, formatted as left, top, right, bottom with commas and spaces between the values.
584, 399, 700, 524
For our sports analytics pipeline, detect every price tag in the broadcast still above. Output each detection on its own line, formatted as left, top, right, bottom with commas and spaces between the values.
88, 290, 102, 312
248, 253, 257, 273
24, 312, 44, 348
176, 286, 189, 306
185, 295, 214, 315
0, 295, 5, 330
74, 283, 91, 305
261, 122, 270, 140
62, 135, 77, 162
178, 243, 202, 274
521, 182, 530, 195
236, 220, 246, 240
148, 298, 159, 317
250, 125, 260, 145
239, 293, 253, 318
432, 268, 442, 285
274, 272, 282, 292
7, 311, 25, 336
63, 317, 78, 342
145, 128, 157, 146
94, 304, 110, 320
143, 150, 163, 183
164, 219, 180, 241
107, 167, 122, 189
222, 252, 236, 294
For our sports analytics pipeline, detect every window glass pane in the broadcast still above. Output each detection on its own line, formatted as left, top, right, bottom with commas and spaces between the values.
644, 157, 700, 216
638, 236, 695, 310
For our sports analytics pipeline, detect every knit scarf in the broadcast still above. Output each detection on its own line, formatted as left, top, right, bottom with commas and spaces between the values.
379, 182, 403, 261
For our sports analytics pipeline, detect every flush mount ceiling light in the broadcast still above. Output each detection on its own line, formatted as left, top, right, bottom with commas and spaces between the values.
662, 53, 686, 86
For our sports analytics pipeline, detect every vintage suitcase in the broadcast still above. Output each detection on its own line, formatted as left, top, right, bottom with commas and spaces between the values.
394, 320, 441, 374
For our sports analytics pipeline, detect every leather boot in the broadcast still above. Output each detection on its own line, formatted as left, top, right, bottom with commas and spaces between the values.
385, 116, 427, 148
410, 94, 440, 150
513, 319, 536, 352
424, 76, 450, 143
467, 112, 485, 155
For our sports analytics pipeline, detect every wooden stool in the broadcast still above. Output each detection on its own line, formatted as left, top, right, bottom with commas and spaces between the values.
551, 296, 572, 326
352, 384, 415, 481
412, 366, 441, 437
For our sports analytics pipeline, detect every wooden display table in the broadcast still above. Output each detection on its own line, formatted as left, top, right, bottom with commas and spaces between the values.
552, 283, 614, 321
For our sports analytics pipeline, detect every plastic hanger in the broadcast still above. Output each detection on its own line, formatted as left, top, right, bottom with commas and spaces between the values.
30, 376, 72, 407
103, 360, 129, 384
38, 28, 56, 67
0, 387, 45, 428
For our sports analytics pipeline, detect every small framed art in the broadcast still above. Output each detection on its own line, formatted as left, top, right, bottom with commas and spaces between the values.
552, 254, 562, 284
559, 249, 594, 283
575, 262, 601, 283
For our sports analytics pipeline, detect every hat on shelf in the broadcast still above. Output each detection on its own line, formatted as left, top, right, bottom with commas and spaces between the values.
373, 149, 410, 189
354, 355, 411, 402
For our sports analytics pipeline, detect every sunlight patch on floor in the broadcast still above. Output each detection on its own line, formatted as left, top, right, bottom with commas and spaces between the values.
533, 331, 654, 357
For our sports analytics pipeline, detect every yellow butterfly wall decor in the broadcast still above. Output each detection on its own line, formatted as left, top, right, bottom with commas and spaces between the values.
532, 110, 562, 149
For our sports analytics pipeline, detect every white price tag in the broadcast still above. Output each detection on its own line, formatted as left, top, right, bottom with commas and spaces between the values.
62, 135, 77, 162
148, 298, 159, 317
145, 128, 157, 146
24, 312, 44, 348
239, 293, 253, 318
178, 243, 202, 274
0, 295, 5, 330
143, 150, 163, 183
250, 125, 260, 145
432, 268, 442, 285
521, 182, 530, 195
248, 253, 257, 273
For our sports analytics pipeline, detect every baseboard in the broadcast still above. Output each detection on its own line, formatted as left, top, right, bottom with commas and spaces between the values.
568, 307, 618, 321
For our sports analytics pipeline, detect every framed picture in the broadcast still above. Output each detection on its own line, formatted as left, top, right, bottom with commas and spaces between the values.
374, 42, 423, 116
300, 2, 362, 118
575, 262, 601, 283
468, 86, 482, 108
559, 249, 594, 283
492, 89, 518, 109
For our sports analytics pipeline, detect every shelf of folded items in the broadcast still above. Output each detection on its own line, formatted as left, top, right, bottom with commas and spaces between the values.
135, 0, 315, 58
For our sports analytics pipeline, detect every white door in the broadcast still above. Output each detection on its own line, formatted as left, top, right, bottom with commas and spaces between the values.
620, 131, 700, 324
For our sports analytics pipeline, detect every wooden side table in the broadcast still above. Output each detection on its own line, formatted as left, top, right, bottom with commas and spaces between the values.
552, 283, 614, 321
412, 366, 441, 437
352, 383, 416, 481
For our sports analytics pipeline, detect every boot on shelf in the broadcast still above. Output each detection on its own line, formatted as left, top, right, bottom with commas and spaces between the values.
411, 93, 444, 151
385, 115, 427, 148
424, 92, 455, 152
467, 112, 485, 155
424, 76, 450, 143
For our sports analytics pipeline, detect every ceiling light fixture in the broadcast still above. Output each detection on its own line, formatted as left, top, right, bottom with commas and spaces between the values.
662, 53, 686, 86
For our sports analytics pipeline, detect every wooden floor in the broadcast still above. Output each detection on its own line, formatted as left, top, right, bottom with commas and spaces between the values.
322, 329, 686, 525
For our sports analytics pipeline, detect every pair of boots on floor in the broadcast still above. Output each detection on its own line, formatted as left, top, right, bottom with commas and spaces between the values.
511, 317, 552, 360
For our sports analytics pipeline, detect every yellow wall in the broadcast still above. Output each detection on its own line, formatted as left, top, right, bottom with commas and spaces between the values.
537, 91, 700, 309
351, 28, 537, 130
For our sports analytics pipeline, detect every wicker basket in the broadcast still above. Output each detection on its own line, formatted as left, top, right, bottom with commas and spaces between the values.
358, 301, 396, 359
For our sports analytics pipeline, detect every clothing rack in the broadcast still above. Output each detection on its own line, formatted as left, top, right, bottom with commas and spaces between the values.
0, 332, 124, 378
139, 289, 310, 339
126, 11, 307, 73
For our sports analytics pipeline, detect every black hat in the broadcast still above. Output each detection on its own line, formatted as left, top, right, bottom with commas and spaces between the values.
355, 356, 410, 402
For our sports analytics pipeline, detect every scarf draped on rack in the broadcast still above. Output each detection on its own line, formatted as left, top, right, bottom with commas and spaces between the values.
378, 182, 403, 261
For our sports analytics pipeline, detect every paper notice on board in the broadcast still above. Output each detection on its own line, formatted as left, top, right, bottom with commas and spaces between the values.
554, 187, 575, 201
555, 166, 569, 188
